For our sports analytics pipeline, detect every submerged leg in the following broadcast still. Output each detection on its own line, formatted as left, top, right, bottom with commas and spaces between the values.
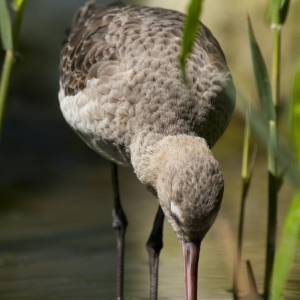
146, 205, 165, 300
111, 162, 128, 300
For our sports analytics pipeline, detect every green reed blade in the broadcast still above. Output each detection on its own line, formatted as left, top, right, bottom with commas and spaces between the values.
12, 0, 26, 49
233, 108, 257, 298
179, 0, 204, 84
292, 57, 300, 163
237, 91, 300, 189
0, 0, 27, 136
0, 0, 13, 51
241, 110, 257, 201
271, 191, 300, 300
248, 17, 278, 298
279, 0, 290, 24
269, 59, 300, 300
268, 0, 290, 25
248, 17, 275, 122
13, 0, 25, 9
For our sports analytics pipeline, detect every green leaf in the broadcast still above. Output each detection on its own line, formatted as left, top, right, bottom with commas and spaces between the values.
243, 145, 257, 198
268, 0, 290, 25
271, 191, 300, 300
12, 0, 26, 48
0, 0, 26, 136
279, 0, 290, 24
179, 0, 204, 84
248, 17, 276, 121
241, 110, 257, 199
13, 0, 25, 10
237, 90, 300, 189
292, 57, 300, 164
241, 110, 251, 180
0, 0, 13, 51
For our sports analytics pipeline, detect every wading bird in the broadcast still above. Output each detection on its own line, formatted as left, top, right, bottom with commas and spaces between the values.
59, 1, 235, 299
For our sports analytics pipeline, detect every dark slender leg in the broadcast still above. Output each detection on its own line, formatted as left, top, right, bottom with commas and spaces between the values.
146, 205, 165, 300
111, 162, 128, 300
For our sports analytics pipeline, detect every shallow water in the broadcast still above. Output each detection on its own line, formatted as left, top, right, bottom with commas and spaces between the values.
1, 120, 299, 299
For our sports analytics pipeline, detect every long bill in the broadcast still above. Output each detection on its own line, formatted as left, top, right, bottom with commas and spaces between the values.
182, 240, 201, 300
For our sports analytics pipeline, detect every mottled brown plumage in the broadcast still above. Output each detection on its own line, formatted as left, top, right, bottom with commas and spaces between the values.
59, 3, 235, 158
58, 2, 235, 299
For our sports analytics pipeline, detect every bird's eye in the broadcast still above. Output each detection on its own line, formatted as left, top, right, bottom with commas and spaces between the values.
172, 212, 181, 224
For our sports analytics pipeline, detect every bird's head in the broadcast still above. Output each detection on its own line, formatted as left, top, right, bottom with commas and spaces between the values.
155, 135, 224, 299
153, 135, 224, 243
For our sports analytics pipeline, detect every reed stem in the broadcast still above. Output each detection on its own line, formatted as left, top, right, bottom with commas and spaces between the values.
272, 25, 281, 117
0, 51, 14, 135
233, 112, 250, 298
264, 22, 281, 298
0, 0, 27, 138
264, 121, 278, 299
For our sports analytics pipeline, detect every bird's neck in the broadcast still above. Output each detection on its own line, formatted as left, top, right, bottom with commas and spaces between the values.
129, 133, 210, 195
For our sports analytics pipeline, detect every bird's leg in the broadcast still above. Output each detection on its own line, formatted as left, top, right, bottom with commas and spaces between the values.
146, 205, 165, 300
111, 162, 128, 300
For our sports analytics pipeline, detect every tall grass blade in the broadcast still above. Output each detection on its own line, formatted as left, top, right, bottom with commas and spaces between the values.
233, 109, 257, 298
0, 0, 13, 51
269, 58, 300, 298
0, 0, 27, 137
268, 0, 290, 25
13, 0, 25, 9
279, 0, 290, 24
271, 191, 300, 300
248, 15, 279, 299
292, 57, 300, 163
11, 0, 26, 49
248, 17, 275, 121
237, 91, 300, 188
179, 0, 204, 84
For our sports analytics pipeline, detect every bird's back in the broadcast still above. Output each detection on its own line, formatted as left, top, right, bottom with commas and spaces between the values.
59, 2, 235, 166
